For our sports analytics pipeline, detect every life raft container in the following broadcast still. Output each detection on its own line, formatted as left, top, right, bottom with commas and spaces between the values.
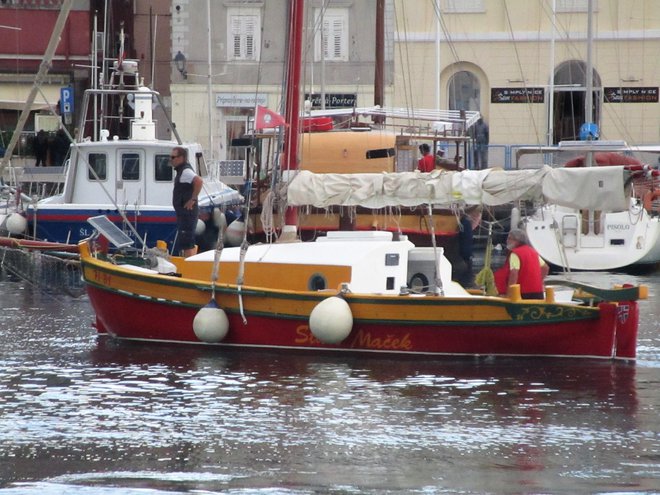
303, 116, 333, 132
642, 190, 660, 213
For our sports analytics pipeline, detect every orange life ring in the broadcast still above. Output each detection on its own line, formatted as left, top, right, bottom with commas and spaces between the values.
642, 190, 660, 212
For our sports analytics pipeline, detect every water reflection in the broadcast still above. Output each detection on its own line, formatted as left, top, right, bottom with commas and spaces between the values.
1, 270, 659, 493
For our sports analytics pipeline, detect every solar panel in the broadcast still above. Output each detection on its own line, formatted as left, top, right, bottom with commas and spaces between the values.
87, 215, 135, 248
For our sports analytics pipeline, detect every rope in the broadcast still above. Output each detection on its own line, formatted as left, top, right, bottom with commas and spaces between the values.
553, 219, 571, 275
210, 223, 224, 298
474, 222, 496, 295
260, 189, 276, 243
427, 204, 444, 295
236, 240, 248, 325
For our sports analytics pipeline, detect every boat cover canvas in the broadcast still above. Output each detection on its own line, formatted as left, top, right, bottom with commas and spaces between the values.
286, 166, 628, 211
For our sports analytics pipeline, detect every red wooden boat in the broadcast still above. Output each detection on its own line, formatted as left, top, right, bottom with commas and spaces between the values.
80, 229, 645, 360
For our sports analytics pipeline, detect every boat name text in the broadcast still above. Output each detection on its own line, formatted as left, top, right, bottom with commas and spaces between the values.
606, 224, 630, 230
295, 326, 412, 351
93, 270, 112, 286
349, 330, 413, 351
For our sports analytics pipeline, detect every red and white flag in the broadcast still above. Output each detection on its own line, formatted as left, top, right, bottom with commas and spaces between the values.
254, 105, 286, 131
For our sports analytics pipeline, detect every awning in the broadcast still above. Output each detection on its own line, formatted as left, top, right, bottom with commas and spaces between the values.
0, 99, 51, 111
0, 83, 63, 111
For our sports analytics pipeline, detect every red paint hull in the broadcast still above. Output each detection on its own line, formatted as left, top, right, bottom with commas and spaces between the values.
87, 284, 638, 359
0, 236, 80, 253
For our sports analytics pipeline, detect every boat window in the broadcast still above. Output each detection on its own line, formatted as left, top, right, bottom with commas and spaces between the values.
195, 152, 208, 176
87, 153, 107, 181
366, 148, 395, 159
155, 154, 173, 181
121, 153, 140, 181
385, 253, 399, 266
308, 274, 327, 291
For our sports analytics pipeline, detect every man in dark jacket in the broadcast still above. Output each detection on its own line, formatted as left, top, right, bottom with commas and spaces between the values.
34, 130, 48, 166
474, 118, 489, 169
170, 146, 203, 257
52, 128, 70, 166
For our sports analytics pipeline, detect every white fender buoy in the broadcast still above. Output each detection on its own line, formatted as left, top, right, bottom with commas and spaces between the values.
212, 208, 227, 231
309, 296, 353, 344
6, 213, 27, 235
225, 219, 246, 246
193, 300, 229, 343
195, 218, 206, 236
510, 206, 521, 230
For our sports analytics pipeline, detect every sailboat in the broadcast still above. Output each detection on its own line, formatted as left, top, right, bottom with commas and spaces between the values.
521, 141, 660, 271
520, 0, 660, 271
248, 107, 479, 250
79, 0, 647, 360
245, 0, 478, 253
11, 29, 242, 253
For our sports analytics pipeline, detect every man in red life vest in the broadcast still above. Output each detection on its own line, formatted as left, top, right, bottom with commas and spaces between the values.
495, 229, 549, 299
418, 143, 435, 172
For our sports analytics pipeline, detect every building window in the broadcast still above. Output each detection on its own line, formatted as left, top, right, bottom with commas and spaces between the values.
556, 0, 597, 12
87, 153, 106, 181
442, 0, 485, 13
314, 8, 348, 62
448, 71, 480, 112
121, 153, 140, 181
228, 8, 260, 61
155, 154, 172, 182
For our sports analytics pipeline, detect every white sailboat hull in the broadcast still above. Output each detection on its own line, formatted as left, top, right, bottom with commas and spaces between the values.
526, 203, 660, 270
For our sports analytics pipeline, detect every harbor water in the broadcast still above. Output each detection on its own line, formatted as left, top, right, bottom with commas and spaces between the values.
0, 268, 659, 494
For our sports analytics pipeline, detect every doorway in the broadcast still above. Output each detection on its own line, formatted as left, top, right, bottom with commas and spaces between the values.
448, 70, 480, 112
551, 60, 601, 144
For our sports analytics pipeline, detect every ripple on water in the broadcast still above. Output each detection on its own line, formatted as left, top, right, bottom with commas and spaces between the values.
0, 273, 659, 493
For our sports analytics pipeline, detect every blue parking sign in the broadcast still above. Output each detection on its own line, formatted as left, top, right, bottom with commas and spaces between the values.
60, 86, 74, 114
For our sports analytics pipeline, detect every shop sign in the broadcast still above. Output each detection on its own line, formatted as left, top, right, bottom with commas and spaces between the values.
491, 87, 544, 103
215, 93, 268, 107
305, 93, 356, 109
604, 87, 659, 103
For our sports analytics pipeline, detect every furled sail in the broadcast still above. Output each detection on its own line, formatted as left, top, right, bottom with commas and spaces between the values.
286, 166, 630, 211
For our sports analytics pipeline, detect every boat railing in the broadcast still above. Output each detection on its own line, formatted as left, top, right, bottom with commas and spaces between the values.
209, 159, 247, 185
76, 87, 182, 145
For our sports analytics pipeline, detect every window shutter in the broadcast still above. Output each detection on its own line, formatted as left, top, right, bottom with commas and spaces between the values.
245, 16, 255, 58
443, 0, 484, 13
331, 18, 343, 58
228, 11, 260, 60
231, 16, 242, 58
322, 18, 330, 59
319, 12, 346, 61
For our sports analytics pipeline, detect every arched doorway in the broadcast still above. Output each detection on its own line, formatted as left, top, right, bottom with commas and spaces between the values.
552, 60, 601, 143
448, 71, 480, 111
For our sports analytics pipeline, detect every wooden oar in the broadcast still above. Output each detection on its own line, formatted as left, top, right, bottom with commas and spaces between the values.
545, 278, 647, 302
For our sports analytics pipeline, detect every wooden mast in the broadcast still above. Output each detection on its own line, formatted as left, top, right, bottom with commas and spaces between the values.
281, 0, 304, 235
373, 0, 385, 125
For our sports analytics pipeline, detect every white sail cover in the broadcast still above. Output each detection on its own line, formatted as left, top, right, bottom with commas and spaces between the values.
286, 166, 629, 211
542, 166, 628, 211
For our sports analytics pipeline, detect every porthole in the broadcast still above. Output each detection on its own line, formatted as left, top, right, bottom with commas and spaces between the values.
409, 273, 429, 292
308, 273, 327, 291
